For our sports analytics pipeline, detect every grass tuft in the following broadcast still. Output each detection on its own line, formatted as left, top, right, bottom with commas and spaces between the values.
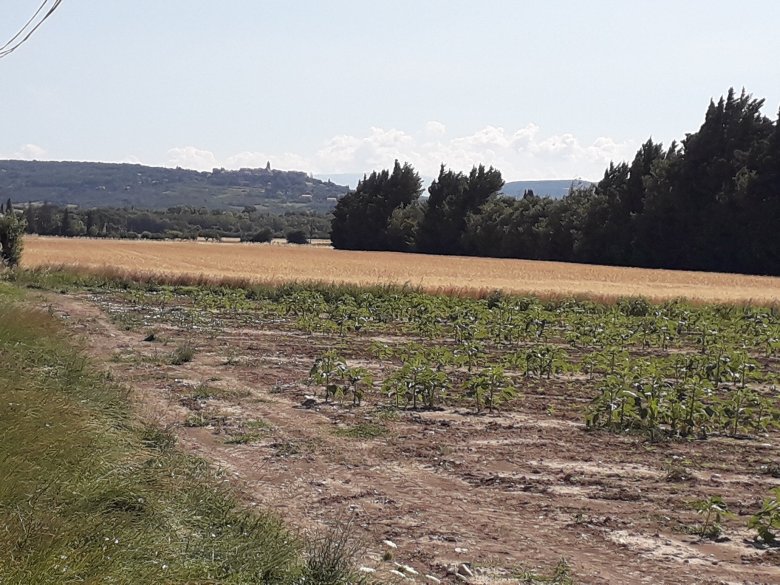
170, 341, 196, 365
333, 423, 387, 440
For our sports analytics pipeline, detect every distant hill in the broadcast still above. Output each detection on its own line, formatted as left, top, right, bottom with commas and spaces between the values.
502, 179, 592, 199
317, 174, 594, 198
314, 173, 366, 189
0, 160, 348, 212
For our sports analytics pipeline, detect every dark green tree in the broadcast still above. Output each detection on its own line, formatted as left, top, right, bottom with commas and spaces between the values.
418, 164, 504, 255
286, 229, 309, 244
330, 161, 422, 250
59, 207, 72, 236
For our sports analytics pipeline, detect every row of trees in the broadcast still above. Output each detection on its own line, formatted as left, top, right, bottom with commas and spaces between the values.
17, 204, 330, 242
330, 89, 780, 276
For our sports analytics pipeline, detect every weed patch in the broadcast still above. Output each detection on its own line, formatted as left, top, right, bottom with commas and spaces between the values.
333, 423, 387, 439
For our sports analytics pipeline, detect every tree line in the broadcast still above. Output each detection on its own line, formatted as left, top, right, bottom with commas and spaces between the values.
14, 204, 330, 243
331, 89, 780, 276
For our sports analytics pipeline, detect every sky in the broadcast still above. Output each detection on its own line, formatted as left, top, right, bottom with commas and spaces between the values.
1, 0, 779, 184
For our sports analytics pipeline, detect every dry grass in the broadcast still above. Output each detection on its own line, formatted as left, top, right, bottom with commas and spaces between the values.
22, 235, 780, 304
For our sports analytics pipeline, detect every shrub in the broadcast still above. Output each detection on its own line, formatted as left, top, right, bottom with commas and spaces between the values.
286, 229, 309, 245
200, 229, 222, 242
249, 228, 273, 243
0, 211, 26, 267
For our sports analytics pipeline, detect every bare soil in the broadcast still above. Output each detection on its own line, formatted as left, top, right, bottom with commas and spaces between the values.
45, 291, 780, 585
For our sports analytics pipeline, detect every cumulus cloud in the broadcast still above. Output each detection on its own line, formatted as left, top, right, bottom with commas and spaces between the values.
4, 122, 635, 182
166, 146, 219, 170
4, 143, 49, 160
305, 123, 634, 180
162, 122, 636, 181
424, 120, 447, 137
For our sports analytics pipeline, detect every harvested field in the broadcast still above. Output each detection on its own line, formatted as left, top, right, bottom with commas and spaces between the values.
23, 236, 780, 304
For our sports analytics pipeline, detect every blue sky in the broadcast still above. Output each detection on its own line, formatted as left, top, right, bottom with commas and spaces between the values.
2, 0, 779, 182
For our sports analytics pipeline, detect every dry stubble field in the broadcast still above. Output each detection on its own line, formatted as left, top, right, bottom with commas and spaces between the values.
24, 236, 780, 304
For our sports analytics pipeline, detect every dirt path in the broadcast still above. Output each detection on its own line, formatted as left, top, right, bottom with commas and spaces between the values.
46, 291, 780, 584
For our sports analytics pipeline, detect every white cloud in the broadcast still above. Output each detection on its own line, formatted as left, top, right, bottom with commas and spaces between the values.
307, 124, 634, 180
153, 123, 637, 181
6, 143, 49, 160
3, 126, 635, 181
424, 120, 447, 137
166, 146, 219, 171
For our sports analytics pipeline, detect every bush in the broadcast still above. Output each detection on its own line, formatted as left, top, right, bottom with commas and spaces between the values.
200, 229, 222, 242
165, 230, 185, 240
0, 211, 26, 267
248, 228, 273, 243
286, 229, 309, 245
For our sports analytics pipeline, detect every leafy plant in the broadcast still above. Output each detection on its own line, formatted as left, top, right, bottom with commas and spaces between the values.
310, 351, 348, 403
342, 366, 374, 406
382, 357, 449, 410
465, 366, 516, 413
692, 495, 731, 539
748, 488, 780, 544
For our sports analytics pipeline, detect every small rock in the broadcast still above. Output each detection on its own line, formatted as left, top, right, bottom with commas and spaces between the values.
358, 567, 376, 573
390, 569, 408, 579
457, 563, 474, 578
456, 574, 471, 583
383, 539, 398, 549
301, 397, 317, 408
425, 575, 441, 584
395, 563, 418, 575
454, 547, 469, 554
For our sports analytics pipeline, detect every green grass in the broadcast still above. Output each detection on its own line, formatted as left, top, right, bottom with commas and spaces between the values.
0, 297, 304, 583
333, 423, 388, 440
0, 279, 23, 299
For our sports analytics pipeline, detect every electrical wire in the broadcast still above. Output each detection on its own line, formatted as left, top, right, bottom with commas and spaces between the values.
0, 0, 49, 52
0, 0, 63, 59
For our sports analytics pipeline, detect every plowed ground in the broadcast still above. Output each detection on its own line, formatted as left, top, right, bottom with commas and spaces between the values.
45, 291, 780, 585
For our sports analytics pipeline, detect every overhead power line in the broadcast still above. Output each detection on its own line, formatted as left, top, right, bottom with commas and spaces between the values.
0, 0, 63, 60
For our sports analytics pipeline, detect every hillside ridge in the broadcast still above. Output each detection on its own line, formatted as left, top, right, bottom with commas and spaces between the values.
0, 159, 348, 212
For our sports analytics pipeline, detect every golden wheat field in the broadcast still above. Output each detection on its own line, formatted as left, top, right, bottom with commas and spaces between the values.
22, 236, 780, 304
